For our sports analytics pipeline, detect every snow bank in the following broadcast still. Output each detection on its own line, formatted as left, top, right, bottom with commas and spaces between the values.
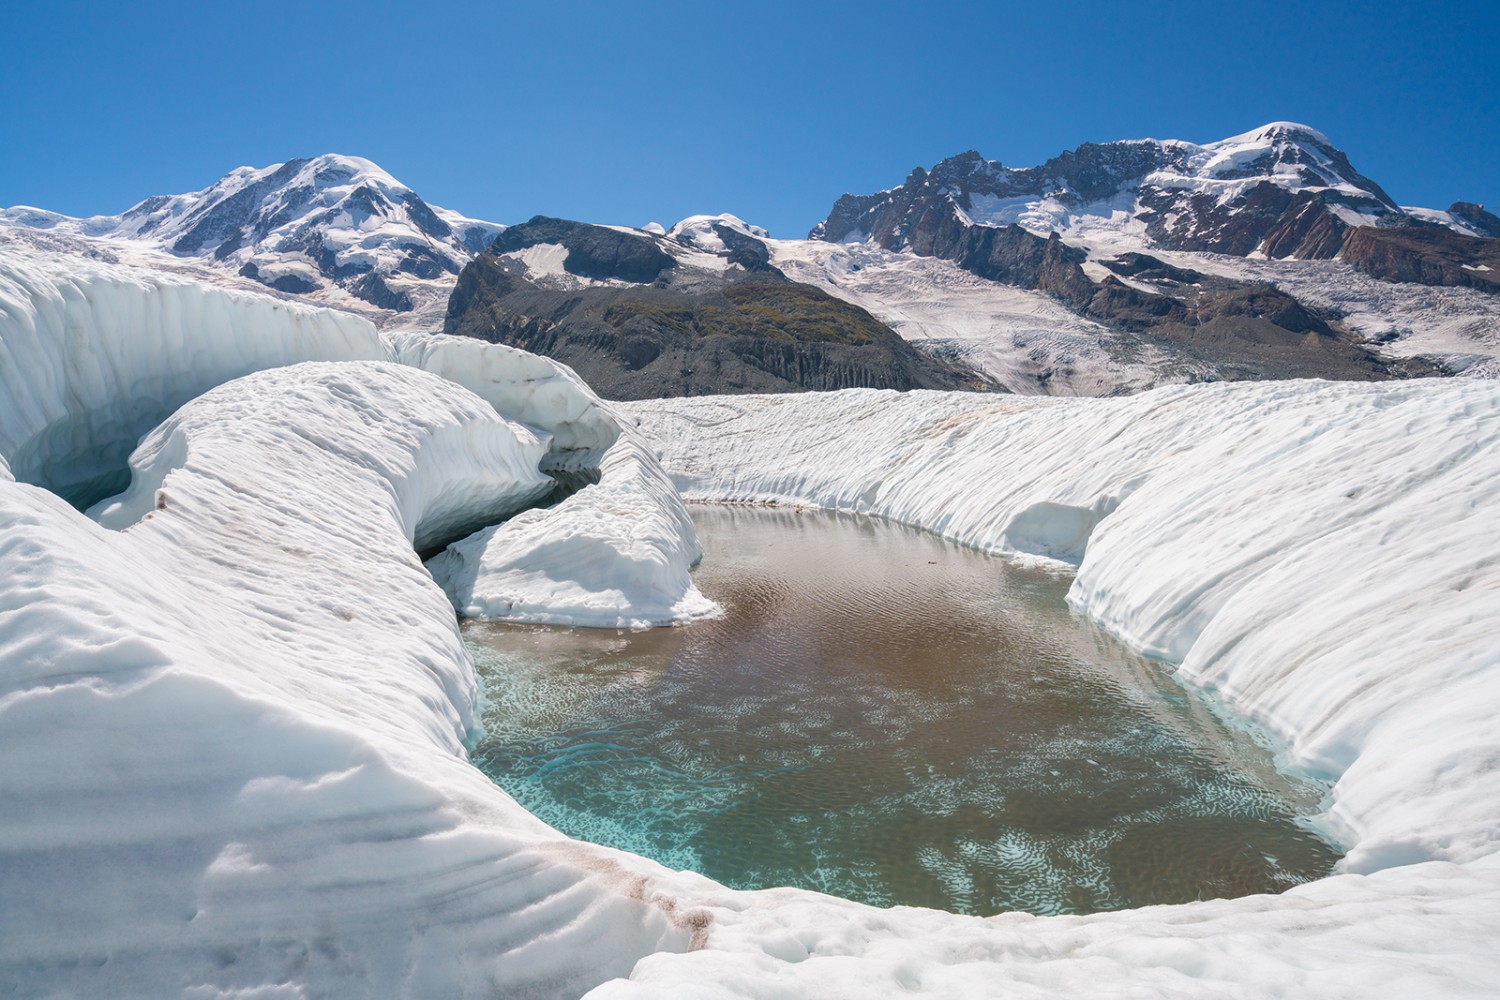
383, 332, 714, 626
0, 362, 708, 998
429, 430, 719, 628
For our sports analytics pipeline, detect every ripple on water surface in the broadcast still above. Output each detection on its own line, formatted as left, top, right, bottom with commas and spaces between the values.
464, 505, 1340, 916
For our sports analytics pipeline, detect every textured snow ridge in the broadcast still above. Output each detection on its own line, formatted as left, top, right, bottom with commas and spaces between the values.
605, 382, 1500, 997
0, 246, 383, 504
0, 363, 712, 998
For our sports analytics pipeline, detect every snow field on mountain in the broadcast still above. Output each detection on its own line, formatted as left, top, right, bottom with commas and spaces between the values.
1148, 248, 1500, 377
768, 237, 1168, 395
1, 154, 505, 330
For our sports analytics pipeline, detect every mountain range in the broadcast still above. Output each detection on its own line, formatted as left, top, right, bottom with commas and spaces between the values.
4, 123, 1497, 396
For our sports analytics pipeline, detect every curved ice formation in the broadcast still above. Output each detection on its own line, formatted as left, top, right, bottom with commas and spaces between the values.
428, 430, 720, 627
0, 245, 382, 504
390, 333, 719, 626
0, 243, 711, 628
0, 361, 710, 997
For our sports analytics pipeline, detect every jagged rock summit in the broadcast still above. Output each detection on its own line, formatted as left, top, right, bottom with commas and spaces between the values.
811, 122, 1483, 263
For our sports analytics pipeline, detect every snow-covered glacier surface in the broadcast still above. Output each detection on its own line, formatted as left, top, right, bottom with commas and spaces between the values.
611, 382, 1500, 997
6, 236, 1500, 999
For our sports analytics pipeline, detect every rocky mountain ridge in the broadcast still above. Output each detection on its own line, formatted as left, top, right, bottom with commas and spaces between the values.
3, 126, 1495, 395
812, 123, 1486, 261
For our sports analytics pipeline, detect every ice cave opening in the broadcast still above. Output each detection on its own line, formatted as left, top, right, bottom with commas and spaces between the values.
462, 504, 1343, 917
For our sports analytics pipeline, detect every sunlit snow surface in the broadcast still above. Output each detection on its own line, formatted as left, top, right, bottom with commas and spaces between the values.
3, 239, 1500, 997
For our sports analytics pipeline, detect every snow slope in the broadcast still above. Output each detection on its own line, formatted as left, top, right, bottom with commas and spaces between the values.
1138, 248, 1500, 378
767, 236, 1172, 395
817, 122, 1405, 254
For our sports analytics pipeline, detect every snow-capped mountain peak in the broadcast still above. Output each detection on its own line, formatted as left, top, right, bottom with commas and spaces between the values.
666, 213, 771, 251
813, 123, 1407, 258
1, 154, 504, 324
1215, 120, 1333, 148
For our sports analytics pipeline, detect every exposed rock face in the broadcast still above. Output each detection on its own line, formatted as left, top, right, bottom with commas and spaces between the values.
1448, 202, 1500, 239
1342, 225, 1500, 293
490, 217, 677, 284
1101, 252, 1203, 284
805, 124, 1480, 379
445, 217, 992, 399
812, 164, 1412, 380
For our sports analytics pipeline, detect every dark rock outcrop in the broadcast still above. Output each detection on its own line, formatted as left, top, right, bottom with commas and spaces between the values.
1342, 225, 1500, 293
491, 217, 676, 284
1448, 203, 1500, 239
445, 218, 993, 399
1102, 252, 1203, 284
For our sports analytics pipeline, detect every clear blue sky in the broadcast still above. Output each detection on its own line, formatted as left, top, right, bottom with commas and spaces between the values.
3, 0, 1496, 238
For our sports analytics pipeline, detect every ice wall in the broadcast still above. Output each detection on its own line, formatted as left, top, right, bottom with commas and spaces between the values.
0, 361, 713, 997
0, 249, 382, 505
624, 384, 1500, 870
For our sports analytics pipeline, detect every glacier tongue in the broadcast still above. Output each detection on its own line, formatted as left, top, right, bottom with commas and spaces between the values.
7, 235, 1500, 998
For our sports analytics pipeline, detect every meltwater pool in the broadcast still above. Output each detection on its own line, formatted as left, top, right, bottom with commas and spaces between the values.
463, 505, 1339, 916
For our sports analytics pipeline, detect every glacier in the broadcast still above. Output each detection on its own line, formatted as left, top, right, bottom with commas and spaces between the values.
4, 238, 1500, 997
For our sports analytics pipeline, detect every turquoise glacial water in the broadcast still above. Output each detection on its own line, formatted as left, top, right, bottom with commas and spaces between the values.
463, 505, 1339, 916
